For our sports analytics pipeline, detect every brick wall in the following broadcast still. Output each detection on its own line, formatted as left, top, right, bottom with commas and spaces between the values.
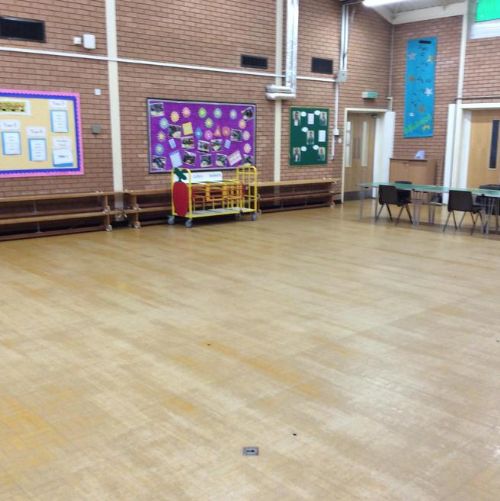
0, 0, 107, 55
0, 0, 392, 194
464, 36, 500, 100
391, 16, 462, 183
116, 0, 276, 70
280, 1, 392, 181
119, 65, 276, 189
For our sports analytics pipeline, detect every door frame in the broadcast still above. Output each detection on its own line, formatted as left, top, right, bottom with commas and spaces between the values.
341, 108, 395, 202
445, 102, 500, 191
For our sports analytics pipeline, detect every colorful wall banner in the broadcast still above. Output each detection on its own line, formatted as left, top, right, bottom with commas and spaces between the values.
147, 99, 256, 173
289, 107, 329, 166
403, 37, 437, 139
0, 89, 83, 177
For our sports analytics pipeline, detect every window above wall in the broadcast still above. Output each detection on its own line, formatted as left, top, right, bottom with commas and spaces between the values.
470, 0, 500, 39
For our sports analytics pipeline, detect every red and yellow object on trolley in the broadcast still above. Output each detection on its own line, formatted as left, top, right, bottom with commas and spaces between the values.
168, 166, 258, 227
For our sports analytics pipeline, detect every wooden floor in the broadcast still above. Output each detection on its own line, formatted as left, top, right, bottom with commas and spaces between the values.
1, 202, 500, 500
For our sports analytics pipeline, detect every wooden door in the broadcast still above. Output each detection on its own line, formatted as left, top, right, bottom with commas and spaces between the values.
344, 113, 376, 198
467, 110, 500, 187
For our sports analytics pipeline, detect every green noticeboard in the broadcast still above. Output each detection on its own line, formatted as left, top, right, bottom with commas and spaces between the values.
290, 107, 329, 166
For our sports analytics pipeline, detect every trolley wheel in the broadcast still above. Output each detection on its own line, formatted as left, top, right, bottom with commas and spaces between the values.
185, 219, 193, 228
251, 212, 258, 221
167, 215, 175, 225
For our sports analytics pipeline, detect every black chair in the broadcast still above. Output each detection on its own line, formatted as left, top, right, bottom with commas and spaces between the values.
376, 184, 413, 224
443, 190, 484, 235
395, 180, 412, 205
478, 184, 500, 233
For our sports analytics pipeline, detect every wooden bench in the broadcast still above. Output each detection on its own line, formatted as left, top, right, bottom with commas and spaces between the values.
258, 178, 339, 212
123, 188, 170, 228
0, 191, 119, 240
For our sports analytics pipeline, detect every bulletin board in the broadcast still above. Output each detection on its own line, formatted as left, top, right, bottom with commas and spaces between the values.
289, 107, 329, 166
0, 89, 83, 177
403, 37, 437, 138
147, 99, 256, 173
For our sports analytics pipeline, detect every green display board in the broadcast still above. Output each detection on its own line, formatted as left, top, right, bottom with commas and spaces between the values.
289, 107, 329, 166
476, 0, 500, 22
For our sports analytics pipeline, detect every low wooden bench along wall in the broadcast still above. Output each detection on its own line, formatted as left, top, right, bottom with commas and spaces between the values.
258, 178, 339, 212
0, 178, 340, 240
123, 189, 171, 228
0, 192, 119, 241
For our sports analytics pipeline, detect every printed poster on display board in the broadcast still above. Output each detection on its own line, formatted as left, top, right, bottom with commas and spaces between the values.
147, 99, 256, 173
289, 107, 329, 166
0, 89, 83, 177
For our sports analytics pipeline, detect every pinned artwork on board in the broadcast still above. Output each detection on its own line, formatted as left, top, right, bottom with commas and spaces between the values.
404, 37, 437, 138
289, 106, 329, 166
147, 99, 256, 173
0, 89, 83, 177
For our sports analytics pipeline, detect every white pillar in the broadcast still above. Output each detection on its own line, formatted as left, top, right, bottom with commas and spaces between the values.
273, 0, 284, 182
105, 0, 124, 192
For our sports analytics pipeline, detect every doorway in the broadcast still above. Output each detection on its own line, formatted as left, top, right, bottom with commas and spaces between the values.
343, 112, 377, 200
467, 110, 500, 187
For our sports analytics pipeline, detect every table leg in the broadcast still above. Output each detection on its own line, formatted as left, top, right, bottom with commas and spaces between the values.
412, 193, 423, 226
359, 187, 365, 220
483, 199, 494, 235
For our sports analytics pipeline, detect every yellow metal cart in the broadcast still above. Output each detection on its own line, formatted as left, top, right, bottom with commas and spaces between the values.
168, 166, 258, 227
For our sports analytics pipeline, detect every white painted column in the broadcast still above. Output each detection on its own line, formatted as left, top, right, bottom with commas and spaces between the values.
450, 105, 464, 188
273, 0, 284, 182
444, 9, 468, 195
105, 0, 124, 192
373, 111, 395, 184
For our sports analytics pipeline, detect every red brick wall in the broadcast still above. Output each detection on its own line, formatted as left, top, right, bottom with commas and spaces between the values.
119, 65, 276, 189
281, 2, 392, 181
0, 0, 107, 55
463, 36, 500, 100
391, 16, 462, 183
116, 0, 276, 70
0, 52, 112, 197
0, 0, 392, 194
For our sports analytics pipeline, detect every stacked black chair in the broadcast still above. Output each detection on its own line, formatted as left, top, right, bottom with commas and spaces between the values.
376, 184, 413, 224
443, 190, 484, 235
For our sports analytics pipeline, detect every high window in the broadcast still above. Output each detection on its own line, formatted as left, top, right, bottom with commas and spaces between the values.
471, 0, 500, 38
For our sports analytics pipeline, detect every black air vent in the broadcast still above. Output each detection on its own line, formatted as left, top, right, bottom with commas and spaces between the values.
311, 57, 333, 74
241, 55, 268, 69
0, 17, 45, 42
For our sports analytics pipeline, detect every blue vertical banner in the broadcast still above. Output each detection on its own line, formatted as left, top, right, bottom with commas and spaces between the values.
404, 37, 437, 138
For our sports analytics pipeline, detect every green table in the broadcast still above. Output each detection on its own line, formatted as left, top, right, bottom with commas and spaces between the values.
359, 183, 500, 235
359, 182, 448, 225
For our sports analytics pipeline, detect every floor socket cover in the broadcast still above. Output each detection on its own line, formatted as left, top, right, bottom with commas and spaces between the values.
242, 447, 259, 456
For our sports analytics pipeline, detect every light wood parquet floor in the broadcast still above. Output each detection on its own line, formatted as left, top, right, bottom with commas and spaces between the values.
1, 202, 500, 500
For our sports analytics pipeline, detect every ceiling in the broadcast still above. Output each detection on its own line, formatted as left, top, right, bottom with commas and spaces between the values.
367, 0, 468, 24
382, 0, 461, 14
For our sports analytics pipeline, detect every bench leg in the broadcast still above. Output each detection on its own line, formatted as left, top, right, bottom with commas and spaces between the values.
104, 212, 113, 231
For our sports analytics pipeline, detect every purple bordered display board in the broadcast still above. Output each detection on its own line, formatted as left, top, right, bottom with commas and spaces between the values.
147, 99, 256, 173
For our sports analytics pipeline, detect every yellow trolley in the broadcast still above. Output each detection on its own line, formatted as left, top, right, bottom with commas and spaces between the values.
168, 166, 258, 227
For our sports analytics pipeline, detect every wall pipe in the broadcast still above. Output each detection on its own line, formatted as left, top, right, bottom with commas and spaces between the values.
266, 0, 299, 100
332, 3, 350, 159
